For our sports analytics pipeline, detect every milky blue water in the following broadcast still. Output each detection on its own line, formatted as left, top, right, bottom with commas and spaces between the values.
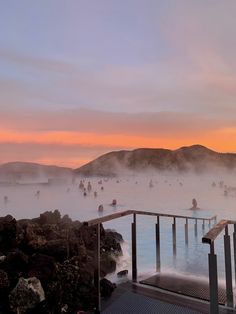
1, 173, 236, 285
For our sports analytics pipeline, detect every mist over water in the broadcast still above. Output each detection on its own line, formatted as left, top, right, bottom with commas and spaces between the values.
1, 171, 236, 282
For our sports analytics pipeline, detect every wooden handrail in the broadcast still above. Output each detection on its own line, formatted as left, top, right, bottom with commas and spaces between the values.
84, 210, 134, 226
202, 218, 236, 312
84, 209, 217, 226
202, 219, 229, 244
134, 210, 216, 221
88, 208, 217, 313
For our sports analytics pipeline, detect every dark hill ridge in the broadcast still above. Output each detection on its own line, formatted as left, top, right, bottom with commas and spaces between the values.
74, 145, 236, 176
1, 145, 236, 179
0, 162, 72, 182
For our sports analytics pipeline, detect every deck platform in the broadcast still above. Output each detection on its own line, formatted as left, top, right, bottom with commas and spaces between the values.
140, 273, 226, 304
102, 281, 235, 314
102, 290, 201, 313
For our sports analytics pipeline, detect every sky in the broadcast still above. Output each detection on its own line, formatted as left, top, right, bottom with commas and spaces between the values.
1, 0, 236, 168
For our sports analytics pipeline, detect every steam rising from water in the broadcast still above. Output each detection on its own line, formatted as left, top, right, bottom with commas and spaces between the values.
1, 170, 236, 281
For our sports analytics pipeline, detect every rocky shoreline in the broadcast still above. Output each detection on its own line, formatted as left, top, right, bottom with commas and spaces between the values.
0, 210, 123, 313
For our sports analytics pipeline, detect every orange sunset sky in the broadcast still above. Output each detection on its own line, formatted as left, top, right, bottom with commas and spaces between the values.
1, 1, 236, 168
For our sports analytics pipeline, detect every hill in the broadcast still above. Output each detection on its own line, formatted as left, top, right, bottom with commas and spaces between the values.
74, 145, 236, 176
0, 162, 73, 183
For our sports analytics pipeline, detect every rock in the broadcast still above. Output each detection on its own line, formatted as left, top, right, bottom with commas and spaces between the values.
105, 229, 123, 243
100, 278, 116, 298
102, 233, 122, 256
0, 269, 9, 290
0, 269, 10, 313
38, 239, 68, 261
23, 300, 51, 314
61, 214, 72, 224
2, 250, 28, 288
100, 254, 116, 276
40, 224, 60, 241
61, 304, 68, 313
28, 254, 55, 287
0, 215, 17, 252
46, 260, 95, 313
39, 210, 61, 225
79, 225, 98, 251
0, 211, 122, 312
9, 277, 45, 314
18, 222, 48, 252
0, 255, 6, 263
117, 270, 128, 277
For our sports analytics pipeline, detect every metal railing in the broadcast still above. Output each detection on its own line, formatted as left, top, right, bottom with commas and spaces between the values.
84, 209, 217, 313
202, 219, 236, 313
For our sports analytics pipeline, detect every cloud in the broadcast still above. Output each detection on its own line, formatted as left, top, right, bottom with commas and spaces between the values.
0, 108, 233, 136
1, 1, 236, 165
0, 49, 76, 74
1, 44, 236, 116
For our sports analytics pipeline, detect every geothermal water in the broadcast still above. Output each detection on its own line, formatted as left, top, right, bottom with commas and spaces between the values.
1, 173, 236, 283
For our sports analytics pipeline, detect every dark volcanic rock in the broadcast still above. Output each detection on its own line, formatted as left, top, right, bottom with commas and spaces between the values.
0, 211, 121, 313
117, 269, 128, 277
102, 231, 123, 256
46, 260, 96, 312
38, 210, 61, 225
0, 269, 9, 308
0, 215, 17, 252
100, 254, 116, 276
38, 239, 68, 261
28, 254, 56, 287
0, 269, 9, 290
61, 214, 72, 225
1, 250, 28, 288
105, 229, 124, 243
9, 277, 45, 314
100, 278, 116, 298
0, 269, 10, 313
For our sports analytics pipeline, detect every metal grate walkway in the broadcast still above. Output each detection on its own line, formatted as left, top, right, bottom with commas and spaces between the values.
140, 273, 226, 304
102, 291, 202, 314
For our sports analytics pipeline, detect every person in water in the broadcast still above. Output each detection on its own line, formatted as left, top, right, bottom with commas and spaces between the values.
35, 190, 40, 199
110, 199, 117, 206
87, 181, 92, 192
191, 198, 198, 209
98, 204, 103, 212
3, 196, 8, 204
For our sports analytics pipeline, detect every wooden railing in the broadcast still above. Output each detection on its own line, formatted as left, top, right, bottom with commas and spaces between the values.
202, 219, 236, 314
84, 209, 217, 314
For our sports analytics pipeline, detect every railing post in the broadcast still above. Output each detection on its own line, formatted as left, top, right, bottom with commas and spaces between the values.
208, 242, 219, 314
194, 219, 198, 237
202, 219, 205, 232
224, 225, 233, 307
233, 224, 236, 285
132, 213, 137, 282
185, 218, 188, 245
156, 216, 161, 272
172, 217, 176, 257
94, 223, 101, 313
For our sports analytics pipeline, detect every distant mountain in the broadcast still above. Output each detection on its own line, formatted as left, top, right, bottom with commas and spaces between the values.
74, 145, 236, 176
0, 162, 73, 182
